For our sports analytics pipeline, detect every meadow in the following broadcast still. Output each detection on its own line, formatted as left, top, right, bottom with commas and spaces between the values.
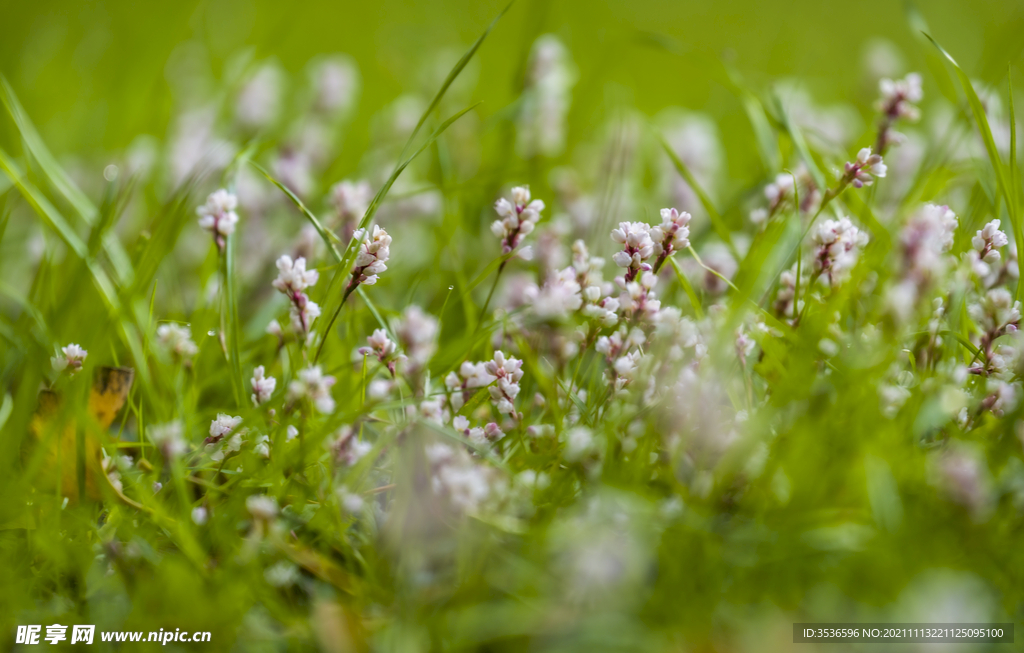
1, 1, 1024, 650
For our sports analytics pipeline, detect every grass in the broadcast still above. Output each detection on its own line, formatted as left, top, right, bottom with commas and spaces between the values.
1, 3, 1024, 652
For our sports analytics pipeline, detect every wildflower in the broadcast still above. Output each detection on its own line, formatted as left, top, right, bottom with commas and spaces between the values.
157, 323, 199, 360
288, 365, 336, 414
206, 414, 242, 445
149, 421, 186, 459
969, 288, 1021, 335
51, 343, 87, 375
596, 327, 645, 391
358, 328, 404, 376
272, 255, 321, 337
327, 426, 373, 466
191, 506, 208, 525
932, 447, 992, 518
246, 495, 279, 521
331, 179, 373, 237
453, 415, 505, 447
394, 305, 439, 376
484, 351, 525, 420
196, 189, 239, 250
253, 434, 270, 459
426, 443, 497, 513
842, 147, 886, 188
875, 73, 923, 153
966, 219, 1009, 278
616, 271, 662, 322
235, 64, 282, 129
983, 379, 1019, 417
250, 365, 277, 406
562, 426, 596, 462
337, 487, 365, 514
581, 285, 620, 326
651, 208, 692, 271
610, 221, 655, 282
526, 267, 583, 319
445, 361, 496, 412
349, 225, 391, 286
492, 187, 545, 256
810, 217, 869, 286
518, 35, 575, 158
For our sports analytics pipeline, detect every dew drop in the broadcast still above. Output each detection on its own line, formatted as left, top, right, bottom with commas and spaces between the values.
207, 330, 216, 336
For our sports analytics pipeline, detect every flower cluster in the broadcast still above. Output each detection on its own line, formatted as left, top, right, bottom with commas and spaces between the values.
288, 365, 337, 414
251, 365, 277, 406
611, 222, 655, 282
484, 351, 525, 420
156, 324, 199, 361
492, 187, 544, 256
349, 225, 391, 287
272, 255, 321, 338
51, 343, 87, 375
196, 189, 239, 250
810, 217, 869, 286
358, 328, 405, 377
842, 147, 887, 188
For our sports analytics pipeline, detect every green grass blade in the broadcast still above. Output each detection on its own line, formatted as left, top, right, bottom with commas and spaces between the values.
668, 256, 703, 320
924, 34, 1021, 297
0, 74, 135, 286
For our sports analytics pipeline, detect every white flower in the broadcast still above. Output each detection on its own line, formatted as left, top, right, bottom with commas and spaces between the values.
250, 365, 277, 406
517, 35, 575, 157
394, 305, 438, 374
358, 329, 400, 366
191, 506, 208, 525
289, 298, 321, 336
273, 255, 320, 295
253, 434, 270, 459
610, 221, 655, 281
650, 208, 692, 262
337, 487, 365, 514
288, 365, 336, 414
843, 147, 887, 187
878, 72, 923, 120
331, 179, 373, 223
484, 351, 525, 419
196, 189, 239, 249
246, 495, 278, 520
526, 267, 583, 319
157, 324, 198, 360
968, 288, 1021, 333
149, 421, 186, 459
327, 426, 372, 466
811, 217, 869, 286
208, 414, 242, 443
350, 225, 391, 286
563, 426, 595, 462
51, 343, 87, 374
492, 186, 545, 254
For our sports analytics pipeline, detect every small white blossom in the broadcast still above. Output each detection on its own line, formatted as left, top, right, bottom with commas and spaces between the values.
492, 186, 545, 255
191, 506, 208, 525
207, 414, 242, 444
51, 343, 87, 374
327, 426, 373, 466
878, 73, 923, 120
331, 179, 373, 224
250, 365, 277, 406
288, 365, 337, 414
843, 147, 886, 188
811, 217, 869, 286
610, 221, 655, 282
149, 421, 186, 459
394, 305, 438, 375
650, 208, 692, 267
246, 495, 279, 521
358, 328, 404, 376
484, 351, 525, 419
157, 324, 199, 360
196, 189, 239, 250
526, 267, 583, 319
350, 225, 391, 286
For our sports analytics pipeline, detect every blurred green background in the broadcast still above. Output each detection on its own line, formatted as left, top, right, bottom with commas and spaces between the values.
1, 0, 1021, 173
